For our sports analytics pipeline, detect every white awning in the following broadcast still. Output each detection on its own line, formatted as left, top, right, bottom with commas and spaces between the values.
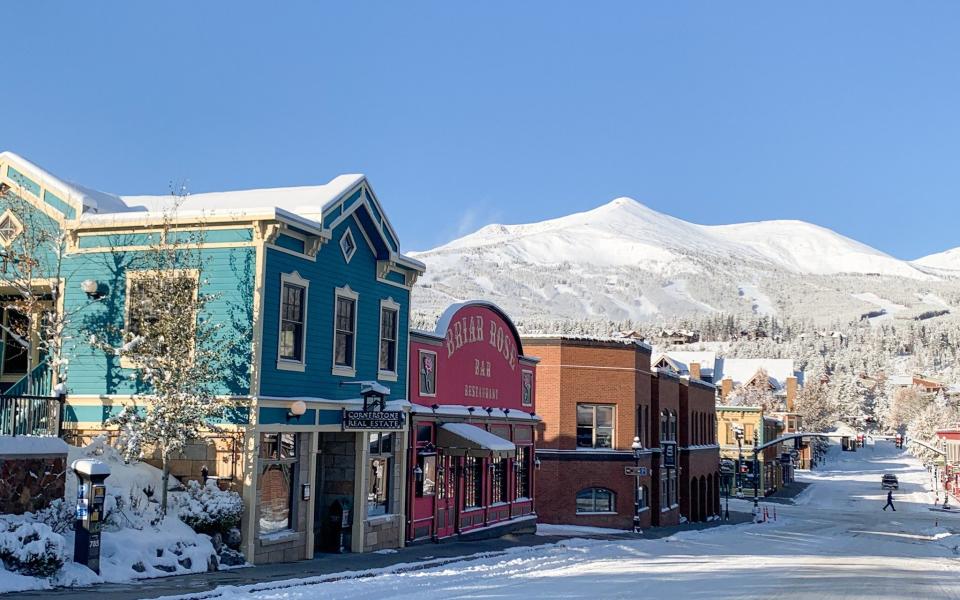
438, 423, 516, 458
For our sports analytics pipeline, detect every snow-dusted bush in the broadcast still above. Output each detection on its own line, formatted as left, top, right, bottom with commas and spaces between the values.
176, 480, 242, 536
0, 519, 65, 578
32, 499, 74, 535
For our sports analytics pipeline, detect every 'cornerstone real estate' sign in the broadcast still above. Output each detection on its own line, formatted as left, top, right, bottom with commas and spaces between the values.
342, 410, 404, 431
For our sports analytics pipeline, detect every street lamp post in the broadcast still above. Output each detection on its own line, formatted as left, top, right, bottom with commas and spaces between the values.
721, 461, 730, 521
735, 425, 744, 499
632, 436, 643, 533
752, 429, 760, 518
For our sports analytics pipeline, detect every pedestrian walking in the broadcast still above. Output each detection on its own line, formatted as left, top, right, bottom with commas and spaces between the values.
883, 489, 896, 511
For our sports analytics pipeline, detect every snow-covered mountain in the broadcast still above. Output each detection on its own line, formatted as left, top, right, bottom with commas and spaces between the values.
410, 198, 957, 328
914, 247, 960, 274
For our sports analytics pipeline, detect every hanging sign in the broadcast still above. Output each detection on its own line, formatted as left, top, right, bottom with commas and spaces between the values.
342, 409, 404, 431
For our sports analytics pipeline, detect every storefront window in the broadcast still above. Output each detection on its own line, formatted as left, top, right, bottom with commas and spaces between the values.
464, 456, 483, 508
258, 432, 297, 535
515, 446, 531, 499
368, 433, 393, 517
491, 457, 508, 503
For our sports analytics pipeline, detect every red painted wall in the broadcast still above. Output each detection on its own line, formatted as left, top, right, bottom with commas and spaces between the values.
410, 303, 536, 413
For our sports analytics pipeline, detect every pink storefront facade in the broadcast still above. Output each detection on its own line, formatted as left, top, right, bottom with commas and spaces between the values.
405, 301, 539, 543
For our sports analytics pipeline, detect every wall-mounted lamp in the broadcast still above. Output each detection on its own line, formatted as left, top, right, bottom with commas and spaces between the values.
467, 406, 475, 414
534, 458, 542, 470
413, 464, 424, 482
287, 400, 307, 422
81, 279, 105, 300
301, 482, 311, 501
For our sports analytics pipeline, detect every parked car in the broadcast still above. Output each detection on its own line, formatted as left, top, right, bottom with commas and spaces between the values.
881, 474, 899, 489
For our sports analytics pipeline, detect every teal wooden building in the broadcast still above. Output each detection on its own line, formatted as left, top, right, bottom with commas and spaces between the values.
0, 151, 424, 562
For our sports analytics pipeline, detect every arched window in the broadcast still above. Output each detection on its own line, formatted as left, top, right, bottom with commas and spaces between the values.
576, 487, 616, 513
639, 485, 649, 510
660, 410, 669, 442
669, 411, 678, 441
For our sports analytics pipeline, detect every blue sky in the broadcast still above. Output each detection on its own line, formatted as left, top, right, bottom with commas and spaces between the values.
3, 2, 959, 258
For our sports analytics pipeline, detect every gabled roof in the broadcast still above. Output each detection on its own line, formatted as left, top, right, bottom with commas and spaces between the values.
652, 350, 718, 380
716, 358, 803, 391
0, 150, 424, 272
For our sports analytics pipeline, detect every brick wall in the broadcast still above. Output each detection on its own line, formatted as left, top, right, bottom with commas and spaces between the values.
524, 337, 654, 530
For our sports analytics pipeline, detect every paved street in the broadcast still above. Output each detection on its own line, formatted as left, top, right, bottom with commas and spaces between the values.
159, 442, 960, 600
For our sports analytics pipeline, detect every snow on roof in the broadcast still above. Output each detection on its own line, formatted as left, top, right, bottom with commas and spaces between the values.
653, 351, 717, 378
410, 404, 540, 420
440, 423, 516, 453
522, 333, 652, 351
716, 358, 802, 390
0, 435, 68, 456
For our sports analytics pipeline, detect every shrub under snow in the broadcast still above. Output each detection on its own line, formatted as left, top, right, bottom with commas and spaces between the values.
0, 518, 65, 578
176, 480, 243, 536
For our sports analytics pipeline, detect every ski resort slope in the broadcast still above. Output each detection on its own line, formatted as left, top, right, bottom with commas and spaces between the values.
183, 443, 960, 600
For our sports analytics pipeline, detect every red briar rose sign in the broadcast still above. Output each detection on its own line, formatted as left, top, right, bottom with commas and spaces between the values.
413, 303, 534, 412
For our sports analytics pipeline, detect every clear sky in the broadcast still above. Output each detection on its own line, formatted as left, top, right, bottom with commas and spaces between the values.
3, 2, 959, 259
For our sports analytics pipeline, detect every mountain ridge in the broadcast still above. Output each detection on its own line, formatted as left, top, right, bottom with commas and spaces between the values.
409, 197, 957, 328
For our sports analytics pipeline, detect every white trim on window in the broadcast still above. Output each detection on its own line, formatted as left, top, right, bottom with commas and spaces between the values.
276, 271, 309, 372
332, 285, 359, 377
0, 209, 23, 247
378, 297, 400, 382
340, 228, 357, 263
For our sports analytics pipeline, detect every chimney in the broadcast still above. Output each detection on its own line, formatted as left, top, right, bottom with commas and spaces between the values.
689, 362, 701, 380
721, 377, 733, 400
786, 376, 797, 412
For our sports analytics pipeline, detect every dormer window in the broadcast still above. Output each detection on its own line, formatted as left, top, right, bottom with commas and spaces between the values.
340, 229, 357, 263
0, 211, 23, 247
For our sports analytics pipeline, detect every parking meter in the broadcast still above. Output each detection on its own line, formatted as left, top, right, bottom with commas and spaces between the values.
71, 459, 110, 574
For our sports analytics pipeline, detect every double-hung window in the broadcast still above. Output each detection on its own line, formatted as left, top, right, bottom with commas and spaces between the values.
576, 404, 614, 448
278, 273, 308, 369
378, 299, 399, 379
333, 286, 358, 375
576, 488, 615, 513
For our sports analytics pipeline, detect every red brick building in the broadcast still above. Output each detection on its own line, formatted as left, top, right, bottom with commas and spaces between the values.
524, 337, 654, 530
678, 377, 720, 522
526, 336, 719, 530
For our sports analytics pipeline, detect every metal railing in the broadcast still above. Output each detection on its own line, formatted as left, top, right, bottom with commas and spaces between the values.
5, 362, 52, 398
0, 394, 65, 437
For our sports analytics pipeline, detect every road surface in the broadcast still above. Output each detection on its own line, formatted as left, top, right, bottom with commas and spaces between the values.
166, 442, 960, 600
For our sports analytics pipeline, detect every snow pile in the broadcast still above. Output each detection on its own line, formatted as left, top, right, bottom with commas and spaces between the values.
176, 480, 243, 536
0, 436, 244, 593
536, 523, 631, 537
0, 517, 65, 577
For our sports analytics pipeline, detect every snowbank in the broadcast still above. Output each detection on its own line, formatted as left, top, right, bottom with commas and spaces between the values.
0, 436, 244, 593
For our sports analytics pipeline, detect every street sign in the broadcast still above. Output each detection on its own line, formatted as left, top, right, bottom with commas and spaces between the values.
720, 459, 735, 474
625, 466, 649, 477
662, 442, 677, 468
789, 449, 799, 459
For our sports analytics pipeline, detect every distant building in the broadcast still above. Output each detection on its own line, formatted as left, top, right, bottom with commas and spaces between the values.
716, 407, 786, 497
715, 358, 803, 410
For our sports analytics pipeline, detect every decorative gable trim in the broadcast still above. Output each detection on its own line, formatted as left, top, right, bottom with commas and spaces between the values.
340, 228, 357, 263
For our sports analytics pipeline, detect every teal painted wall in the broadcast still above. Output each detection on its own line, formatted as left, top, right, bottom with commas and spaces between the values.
259, 215, 411, 401
64, 243, 255, 397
